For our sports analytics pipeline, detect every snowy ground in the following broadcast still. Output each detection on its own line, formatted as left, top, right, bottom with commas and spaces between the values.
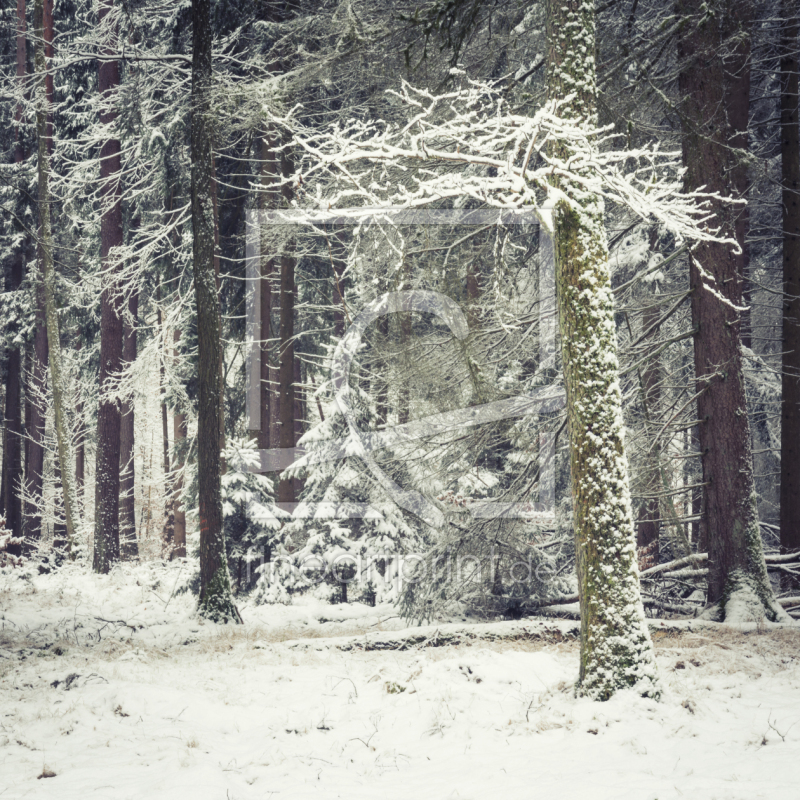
2, 562, 800, 799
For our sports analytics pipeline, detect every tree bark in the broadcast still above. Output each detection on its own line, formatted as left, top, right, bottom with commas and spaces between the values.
636, 301, 661, 557
248, 134, 279, 451
93, 0, 124, 573
119, 284, 139, 560
75, 333, 85, 514
277, 250, 296, 506
172, 333, 187, 558
678, 0, 783, 619
158, 305, 174, 553
2, 0, 28, 547
780, 0, 800, 582
545, 0, 659, 699
34, 0, 79, 553
192, 0, 240, 621
25, 0, 52, 547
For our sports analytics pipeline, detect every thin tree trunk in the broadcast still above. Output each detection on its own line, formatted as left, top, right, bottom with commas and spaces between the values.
636, 301, 661, 557
277, 250, 296, 506
781, 0, 800, 584
293, 354, 304, 498
75, 331, 84, 514
678, 0, 783, 619
25, 0, 52, 547
172, 333, 187, 558
119, 284, 139, 560
545, 0, 659, 699
34, 0, 79, 553
158, 305, 174, 553
192, 0, 240, 621
25, 285, 47, 547
93, 0, 124, 573
248, 134, 279, 450
211, 155, 225, 460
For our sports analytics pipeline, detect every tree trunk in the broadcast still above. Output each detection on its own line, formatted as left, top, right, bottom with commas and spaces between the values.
34, 0, 79, 554
191, 0, 240, 621
93, 0, 124, 573
25, 0, 52, 547
119, 285, 139, 560
636, 300, 661, 557
545, 0, 659, 699
158, 305, 174, 553
172, 332, 187, 558
248, 133, 279, 451
2, 0, 27, 548
277, 250, 296, 506
25, 285, 47, 547
75, 332, 85, 514
780, 0, 800, 583
678, 0, 783, 620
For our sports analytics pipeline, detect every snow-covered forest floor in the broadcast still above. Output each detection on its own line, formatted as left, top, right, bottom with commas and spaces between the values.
2, 562, 799, 799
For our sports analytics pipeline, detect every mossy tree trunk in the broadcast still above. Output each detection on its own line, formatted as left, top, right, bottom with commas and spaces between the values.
191, 0, 240, 622
545, 0, 659, 700
678, 0, 784, 621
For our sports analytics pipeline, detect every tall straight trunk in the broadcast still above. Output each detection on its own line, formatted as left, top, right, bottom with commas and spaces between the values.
75, 333, 84, 512
545, 0, 659, 699
93, 0, 124, 572
211, 156, 225, 459
119, 285, 139, 559
781, 0, 800, 578
172, 332, 187, 558
191, 0, 240, 621
34, 0, 79, 552
3, 0, 27, 546
636, 301, 661, 557
25, 0, 52, 547
276, 146, 298, 504
678, 0, 783, 620
248, 134, 280, 450
293, 354, 304, 497
727, 17, 752, 351
277, 251, 296, 506
25, 287, 47, 546
158, 305, 174, 552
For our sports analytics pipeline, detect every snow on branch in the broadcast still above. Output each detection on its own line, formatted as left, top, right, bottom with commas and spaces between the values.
270, 77, 735, 246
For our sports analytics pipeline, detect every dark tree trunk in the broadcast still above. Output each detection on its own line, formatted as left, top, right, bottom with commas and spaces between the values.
781, 0, 800, 577
636, 300, 661, 557
678, 0, 781, 618
3, 257, 24, 546
277, 250, 296, 506
3, 0, 27, 547
248, 134, 280, 451
158, 305, 174, 553
93, 0, 124, 572
192, 0, 240, 621
293, 354, 304, 497
119, 285, 139, 560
